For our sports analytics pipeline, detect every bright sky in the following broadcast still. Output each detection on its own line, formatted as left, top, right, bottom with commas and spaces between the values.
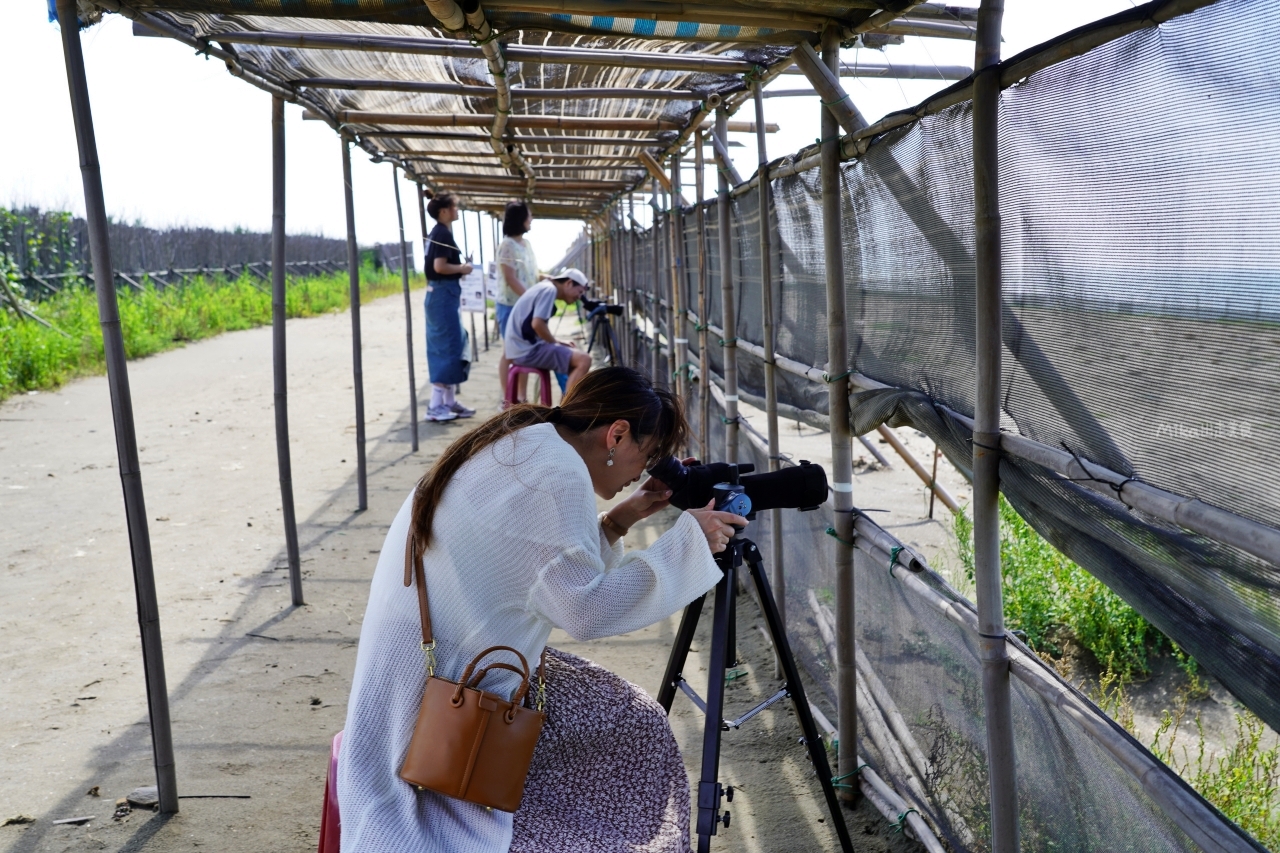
1, 2, 1134, 269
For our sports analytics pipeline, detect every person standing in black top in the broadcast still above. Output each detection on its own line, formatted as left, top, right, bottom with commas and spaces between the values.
422, 191, 476, 422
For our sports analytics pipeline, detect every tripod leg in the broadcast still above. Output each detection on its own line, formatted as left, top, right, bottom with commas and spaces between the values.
744, 541, 856, 853
725, 574, 738, 667
696, 565, 735, 853
656, 593, 705, 713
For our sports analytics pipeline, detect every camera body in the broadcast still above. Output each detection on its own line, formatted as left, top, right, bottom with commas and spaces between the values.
647, 457, 828, 517
580, 297, 624, 317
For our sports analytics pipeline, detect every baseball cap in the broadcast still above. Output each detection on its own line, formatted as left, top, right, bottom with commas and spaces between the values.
552, 268, 589, 288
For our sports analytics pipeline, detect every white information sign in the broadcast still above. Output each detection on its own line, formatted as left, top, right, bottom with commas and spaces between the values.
458, 269, 487, 313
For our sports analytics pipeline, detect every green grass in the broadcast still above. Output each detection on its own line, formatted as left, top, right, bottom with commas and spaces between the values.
0, 268, 414, 402
955, 499, 1280, 847
954, 496, 1156, 679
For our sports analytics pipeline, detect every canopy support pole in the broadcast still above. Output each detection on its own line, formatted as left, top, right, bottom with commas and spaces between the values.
650, 183, 661, 386
341, 138, 368, 511
476, 211, 489, 351
715, 108, 738, 463
973, 2, 1019, 850
694, 131, 710, 461
271, 96, 304, 606
754, 82, 785, 676
820, 24, 857, 803
670, 153, 688, 407
56, 0, 178, 813
392, 166, 420, 451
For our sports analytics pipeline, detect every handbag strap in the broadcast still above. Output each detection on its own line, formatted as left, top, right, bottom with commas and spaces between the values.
403, 533, 436, 674
403, 530, 549, 694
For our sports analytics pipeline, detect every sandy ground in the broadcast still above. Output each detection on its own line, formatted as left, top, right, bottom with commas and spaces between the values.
0, 291, 968, 852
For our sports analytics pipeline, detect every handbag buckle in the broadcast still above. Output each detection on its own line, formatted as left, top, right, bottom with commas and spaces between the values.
421, 641, 437, 677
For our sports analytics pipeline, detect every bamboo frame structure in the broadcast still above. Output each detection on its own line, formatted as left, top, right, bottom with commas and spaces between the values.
817, 25, 858, 803
778, 62, 971, 79
791, 41, 868, 135
295, 77, 703, 102
56, 0, 178, 814
669, 154, 688, 403
271, 96, 304, 607
972, 2, 1018, 850
392, 166, 420, 452
341, 139, 369, 512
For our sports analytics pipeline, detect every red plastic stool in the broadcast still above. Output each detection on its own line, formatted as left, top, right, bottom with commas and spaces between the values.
317, 731, 343, 853
506, 364, 553, 407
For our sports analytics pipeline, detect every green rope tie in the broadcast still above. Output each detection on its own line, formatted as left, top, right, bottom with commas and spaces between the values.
830, 764, 869, 790
825, 527, 853, 547
820, 92, 852, 108
890, 808, 919, 834
672, 362, 696, 379
889, 544, 904, 579
720, 415, 741, 425
719, 337, 738, 347
694, 322, 709, 331
724, 667, 747, 683
814, 135, 842, 146
823, 369, 851, 384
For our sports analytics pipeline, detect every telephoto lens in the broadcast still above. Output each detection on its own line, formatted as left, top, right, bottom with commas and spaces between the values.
646, 457, 827, 515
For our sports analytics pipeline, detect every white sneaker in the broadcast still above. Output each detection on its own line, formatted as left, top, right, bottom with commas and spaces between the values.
426, 404, 458, 422
449, 401, 476, 418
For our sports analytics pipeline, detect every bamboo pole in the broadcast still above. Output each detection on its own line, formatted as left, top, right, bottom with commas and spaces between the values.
651, 183, 663, 386
778, 62, 971, 80
715, 108, 739, 463
419, 175, 632, 190
818, 25, 858, 803
366, 130, 670, 146
972, 3, 1018, 850
341, 139, 368, 512
709, 132, 744, 188
486, 0, 828, 27
792, 41, 869, 136
752, 82, 786, 677
874, 425, 960, 513
392, 166, 420, 450
295, 77, 702, 101
695, 132, 710, 461
670, 153, 689, 409
209, 29, 759, 72
271, 96, 304, 607
56, 0, 178, 814
314, 110, 685, 132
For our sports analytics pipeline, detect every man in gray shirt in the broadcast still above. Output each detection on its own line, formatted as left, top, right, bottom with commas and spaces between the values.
504, 268, 592, 392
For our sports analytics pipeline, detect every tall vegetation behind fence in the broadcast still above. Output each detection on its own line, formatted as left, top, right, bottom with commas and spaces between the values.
1, 206, 349, 276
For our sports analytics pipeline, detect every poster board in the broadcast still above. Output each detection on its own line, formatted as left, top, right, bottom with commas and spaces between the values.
458, 268, 487, 313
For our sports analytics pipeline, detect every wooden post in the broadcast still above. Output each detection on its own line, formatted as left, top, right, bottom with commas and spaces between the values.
754, 82, 785, 674
627, 193, 637, 367
973, 2, 1019, 850
475, 211, 489, 351
271, 96, 304, 605
56, 0, 178, 813
819, 24, 857, 802
715, 108, 739, 463
695, 130, 710, 461
392, 166, 420, 451
341, 138, 368, 512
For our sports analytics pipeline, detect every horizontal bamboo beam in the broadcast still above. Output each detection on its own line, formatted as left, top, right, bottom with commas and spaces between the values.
485, 0, 828, 28
778, 62, 971, 79
308, 110, 684, 131
876, 18, 976, 40
206, 30, 758, 73
365, 130, 667, 147
430, 176, 632, 191
726, 121, 779, 133
294, 77, 703, 101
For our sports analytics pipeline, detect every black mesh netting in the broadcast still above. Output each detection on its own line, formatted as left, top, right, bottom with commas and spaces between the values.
615, 0, 1280, 847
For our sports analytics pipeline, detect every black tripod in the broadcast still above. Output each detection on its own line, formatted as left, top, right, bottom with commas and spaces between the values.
657, 534, 855, 853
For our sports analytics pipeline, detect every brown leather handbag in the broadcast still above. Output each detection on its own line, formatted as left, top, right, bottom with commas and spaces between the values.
398, 537, 546, 813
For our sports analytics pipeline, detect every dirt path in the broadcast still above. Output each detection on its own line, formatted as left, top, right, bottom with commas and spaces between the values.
0, 291, 954, 852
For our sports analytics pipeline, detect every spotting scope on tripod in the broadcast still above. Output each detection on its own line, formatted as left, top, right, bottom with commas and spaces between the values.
646, 458, 854, 853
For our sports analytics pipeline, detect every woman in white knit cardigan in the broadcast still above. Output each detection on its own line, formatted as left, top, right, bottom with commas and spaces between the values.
339, 367, 747, 852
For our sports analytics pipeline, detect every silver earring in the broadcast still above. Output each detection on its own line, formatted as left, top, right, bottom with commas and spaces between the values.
607, 447, 615, 467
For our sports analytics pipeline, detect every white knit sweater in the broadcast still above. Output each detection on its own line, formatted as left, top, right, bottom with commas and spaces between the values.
338, 423, 722, 852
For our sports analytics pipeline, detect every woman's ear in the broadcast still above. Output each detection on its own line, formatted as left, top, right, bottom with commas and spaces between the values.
608, 419, 631, 448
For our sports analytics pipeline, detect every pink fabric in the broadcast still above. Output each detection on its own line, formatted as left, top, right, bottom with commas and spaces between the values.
506, 365, 553, 406
319, 731, 343, 853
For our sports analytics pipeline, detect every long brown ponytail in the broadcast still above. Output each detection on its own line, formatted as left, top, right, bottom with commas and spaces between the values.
406, 367, 685, 560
